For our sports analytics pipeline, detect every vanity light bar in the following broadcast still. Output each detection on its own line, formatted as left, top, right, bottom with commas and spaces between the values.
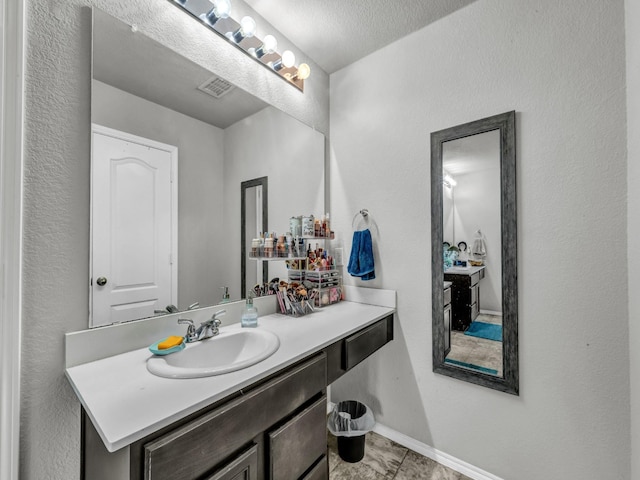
170, 0, 311, 92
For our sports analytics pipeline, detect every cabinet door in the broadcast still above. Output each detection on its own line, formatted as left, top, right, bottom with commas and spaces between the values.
204, 444, 258, 480
301, 456, 328, 480
143, 354, 326, 480
444, 304, 452, 356
269, 395, 327, 480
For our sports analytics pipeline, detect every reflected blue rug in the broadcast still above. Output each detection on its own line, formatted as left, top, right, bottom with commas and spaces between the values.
445, 358, 498, 376
464, 322, 502, 342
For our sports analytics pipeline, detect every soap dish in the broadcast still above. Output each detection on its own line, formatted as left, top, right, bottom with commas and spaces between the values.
149, 340, 186, 356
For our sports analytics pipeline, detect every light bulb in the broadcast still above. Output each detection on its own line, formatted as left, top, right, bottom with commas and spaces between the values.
203, 0, 231, 25
281, 50, 295, 68
213, 0, 230, 18
296, 63, 311, 80
272, 50, 295, 71
232, 16, 256, 42
255, 35, 277, 58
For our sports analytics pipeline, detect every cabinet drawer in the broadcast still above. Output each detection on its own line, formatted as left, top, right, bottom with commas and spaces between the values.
144, 353, 326, 480
444, 287, 451, 307
302, 455, 328, 480
470, 284, 479, 306
204, 444, 258, 480
269, 395, 327, 480
343, 315, 393, 371
470, 272, 480, 287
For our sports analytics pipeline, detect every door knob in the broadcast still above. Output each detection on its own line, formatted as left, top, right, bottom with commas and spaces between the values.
96, 276, 108, 286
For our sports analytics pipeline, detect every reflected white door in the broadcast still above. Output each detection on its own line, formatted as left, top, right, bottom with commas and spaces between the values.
91, 125, 177, 327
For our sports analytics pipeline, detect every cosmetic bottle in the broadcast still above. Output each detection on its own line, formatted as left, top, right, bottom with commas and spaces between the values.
219, 286, 231, 304
241, 295, 258, 328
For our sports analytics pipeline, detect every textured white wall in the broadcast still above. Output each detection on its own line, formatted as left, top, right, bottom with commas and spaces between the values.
330, 1, 629, 479
92, 80, 226, 311
627, 0, 640, 477
21, 1, 328, 479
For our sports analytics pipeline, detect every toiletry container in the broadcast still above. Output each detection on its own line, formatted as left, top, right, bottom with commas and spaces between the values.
220, 286, 231, 304
241, 296, 258, 327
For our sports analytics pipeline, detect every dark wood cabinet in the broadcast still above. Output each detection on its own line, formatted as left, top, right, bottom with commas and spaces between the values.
326, 314, 393, 384
204, 444, 258, 480
82, 314, 394, 480
268, 395, 327, 480
444, 287, 452, 356
141, 354, 326, 480
444, 268, 485, 331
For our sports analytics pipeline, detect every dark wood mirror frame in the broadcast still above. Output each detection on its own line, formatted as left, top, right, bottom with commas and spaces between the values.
241, 177, 269, 299
431, 111, 518, 395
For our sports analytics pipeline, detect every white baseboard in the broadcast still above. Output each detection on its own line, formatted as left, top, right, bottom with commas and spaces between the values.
372, 423, 504, 480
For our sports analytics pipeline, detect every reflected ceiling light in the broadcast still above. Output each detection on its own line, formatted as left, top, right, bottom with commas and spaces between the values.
443, 173, 457, 188
172, 1, 311, 91
255, 34, 277, 58
201, 0, 231, 25
232, 16, 256, 43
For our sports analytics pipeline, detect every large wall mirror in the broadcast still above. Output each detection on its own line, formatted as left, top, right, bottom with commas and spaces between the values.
431, 111, 518, 395
89, 9, 324, 327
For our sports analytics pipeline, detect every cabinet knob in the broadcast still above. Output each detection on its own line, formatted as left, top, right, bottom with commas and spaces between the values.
96, 277, 108, 286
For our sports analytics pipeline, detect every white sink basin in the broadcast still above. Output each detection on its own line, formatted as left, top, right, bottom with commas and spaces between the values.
147, 328, 280, 379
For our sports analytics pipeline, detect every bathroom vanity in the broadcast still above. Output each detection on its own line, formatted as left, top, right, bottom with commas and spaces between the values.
66, 291, 395, 480
444, 266, 485, 331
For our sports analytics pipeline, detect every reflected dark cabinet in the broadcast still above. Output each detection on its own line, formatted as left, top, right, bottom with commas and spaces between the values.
444, 286, 452, 355
444, 268, 485, 331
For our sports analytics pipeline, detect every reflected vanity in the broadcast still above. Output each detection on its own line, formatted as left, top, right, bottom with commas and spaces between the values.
431, 111, 518, 394
89, 10, 324, 328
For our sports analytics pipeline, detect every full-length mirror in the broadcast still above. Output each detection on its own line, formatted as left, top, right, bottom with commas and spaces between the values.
431, 111, 518, 395
89, 9, 324, 327
241, 177, 268, 298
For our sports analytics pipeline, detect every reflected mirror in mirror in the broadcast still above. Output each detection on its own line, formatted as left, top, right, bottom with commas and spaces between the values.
431, 111, 518, 395
89, 9, 324, 327
241, 177, 268, 299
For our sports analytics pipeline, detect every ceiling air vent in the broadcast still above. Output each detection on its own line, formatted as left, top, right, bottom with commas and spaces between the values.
197, 76, 235, 99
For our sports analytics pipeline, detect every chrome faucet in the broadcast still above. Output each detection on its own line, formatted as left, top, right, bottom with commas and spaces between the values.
155, 304, 179, 314
178, 310, 226, 343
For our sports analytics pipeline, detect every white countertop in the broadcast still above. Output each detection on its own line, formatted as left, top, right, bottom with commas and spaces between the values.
444, 265, 486, 276
65, 299, 395, 452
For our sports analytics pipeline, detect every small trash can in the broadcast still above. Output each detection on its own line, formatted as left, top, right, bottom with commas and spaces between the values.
327, 400, 375, 463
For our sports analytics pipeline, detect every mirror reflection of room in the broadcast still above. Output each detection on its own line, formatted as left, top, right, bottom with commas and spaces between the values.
442, 130, 503, 377
89, 10, 324, 328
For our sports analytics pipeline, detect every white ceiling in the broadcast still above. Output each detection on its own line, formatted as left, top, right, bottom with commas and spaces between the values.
243, 0, 477, 73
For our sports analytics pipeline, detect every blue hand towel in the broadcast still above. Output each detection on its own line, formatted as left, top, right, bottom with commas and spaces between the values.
347, 229, 375, 280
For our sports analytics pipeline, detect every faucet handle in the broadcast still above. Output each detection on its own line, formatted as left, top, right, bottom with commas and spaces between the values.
210, 309, 226, 325
178, 318, 196, 342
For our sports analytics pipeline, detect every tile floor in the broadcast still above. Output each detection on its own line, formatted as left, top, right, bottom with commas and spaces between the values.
446, 313, 502, 377
328, 431, 473, 480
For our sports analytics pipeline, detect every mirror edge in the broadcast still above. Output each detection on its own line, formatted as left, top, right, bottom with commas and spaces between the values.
431, 111, 518, 395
